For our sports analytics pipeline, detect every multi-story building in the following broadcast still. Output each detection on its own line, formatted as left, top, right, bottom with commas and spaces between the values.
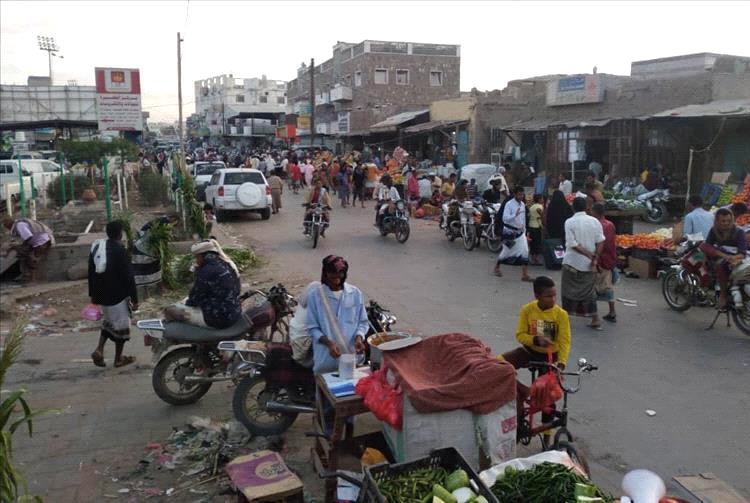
286, 40, 460, 145
193, 74, 287, 138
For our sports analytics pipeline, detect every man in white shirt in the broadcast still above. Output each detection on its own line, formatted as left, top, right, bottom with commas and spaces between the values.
683, 194, 714, 240
376, 174, 401, 226
494, 186, 532, 281
418, 176, 432, 200
558, 173, 573, 196
562, 197, 605, 329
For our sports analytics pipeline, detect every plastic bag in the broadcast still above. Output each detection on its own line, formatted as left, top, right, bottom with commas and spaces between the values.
529, 371, 563, 411
355, 369, 403, 429
81, 303, 103, 321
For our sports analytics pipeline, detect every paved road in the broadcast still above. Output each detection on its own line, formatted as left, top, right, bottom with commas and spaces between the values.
226, 190, 750, 497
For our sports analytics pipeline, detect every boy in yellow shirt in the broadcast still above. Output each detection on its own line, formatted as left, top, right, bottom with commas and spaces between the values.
500, 276, 571, 431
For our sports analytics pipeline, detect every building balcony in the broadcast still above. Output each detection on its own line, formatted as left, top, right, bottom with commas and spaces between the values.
316, 91, 331, 105
330, 85, 353, 102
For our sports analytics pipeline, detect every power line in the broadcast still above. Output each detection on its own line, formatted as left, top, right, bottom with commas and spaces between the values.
142, 101, 195, 110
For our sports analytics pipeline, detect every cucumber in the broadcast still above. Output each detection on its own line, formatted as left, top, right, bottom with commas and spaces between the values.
433, 484, 457, 503
445, 469, 469, 492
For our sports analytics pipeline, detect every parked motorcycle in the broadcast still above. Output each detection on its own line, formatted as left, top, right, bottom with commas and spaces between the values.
378, 199, 410, 243
229, 300, 397, 436
303, 203, 330, 249
458, 200, 482, 251
477, 200, 503, 252
137, 284, 297, 405
638, 188, 670, 224
662, 240, 750, 336
440, 199, 461, 242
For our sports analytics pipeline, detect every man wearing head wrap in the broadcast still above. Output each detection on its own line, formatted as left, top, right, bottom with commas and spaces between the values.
164, 239, 241, 328
305, 256, 369, 374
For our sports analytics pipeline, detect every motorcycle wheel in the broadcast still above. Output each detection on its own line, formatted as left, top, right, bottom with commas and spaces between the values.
395, 221, 410, 243
152, 347, 213, 405
731, 306, 750, 337
311, 225, 319, 249
487, 235, 503, 253
462, 226, 476, 251
662, 269, 692, 312
379, 223, 388, 237
233, 375, 298, 436
643, 202, 668, 224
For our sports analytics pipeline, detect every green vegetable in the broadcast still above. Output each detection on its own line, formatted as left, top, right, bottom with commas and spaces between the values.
491, 462, 613, 503
451, 486, 475, 503
576, 497, 604, 502
575, 483, 597, 497
474, 497, 489, 503
446, 469, 469, 492
376, 466, 449, 502
433, 484, 457, 503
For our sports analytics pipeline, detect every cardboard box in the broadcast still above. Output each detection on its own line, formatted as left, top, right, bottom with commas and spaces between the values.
629, 257, 657, 279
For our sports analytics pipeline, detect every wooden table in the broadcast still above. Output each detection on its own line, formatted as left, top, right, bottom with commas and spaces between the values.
312, 374, 370, 503
605, 208, 646, 234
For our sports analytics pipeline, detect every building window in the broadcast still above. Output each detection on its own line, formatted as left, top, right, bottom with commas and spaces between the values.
235, 95, 245, 103
259, 95, 268, 103
277, 96, 285, 104
430, 71, 443, 86
374, 68, 388, 85
354, 71, 362, 87
395, 69, 410, 85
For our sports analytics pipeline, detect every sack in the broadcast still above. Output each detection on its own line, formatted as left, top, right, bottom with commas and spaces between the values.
355, 369, 403, 429
290, 336, 313, 369
81, 303, 103, 321
529, 371, 563, 412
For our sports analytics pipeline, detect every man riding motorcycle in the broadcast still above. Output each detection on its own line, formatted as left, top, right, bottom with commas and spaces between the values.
163, 239, 241, 329
303, 178, 332, 236
375, 174, 401, 227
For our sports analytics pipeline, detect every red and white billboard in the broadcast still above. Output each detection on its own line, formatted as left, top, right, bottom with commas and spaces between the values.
95, 67, 143, 131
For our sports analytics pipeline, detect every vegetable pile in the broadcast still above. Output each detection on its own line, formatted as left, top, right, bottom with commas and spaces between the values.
732, 181, 750, 205
375, 467, 489, 503
716, 185, 736, 206
490, 463, 612, 503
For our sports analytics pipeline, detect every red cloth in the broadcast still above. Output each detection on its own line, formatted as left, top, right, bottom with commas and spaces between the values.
383, 333, 516, 414
597, 216, 617, 270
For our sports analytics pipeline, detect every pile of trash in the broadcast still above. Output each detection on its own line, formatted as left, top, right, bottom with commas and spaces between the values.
109, 416, 285, 501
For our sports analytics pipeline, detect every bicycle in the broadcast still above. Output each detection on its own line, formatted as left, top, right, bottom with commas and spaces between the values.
516, 357, 598, 475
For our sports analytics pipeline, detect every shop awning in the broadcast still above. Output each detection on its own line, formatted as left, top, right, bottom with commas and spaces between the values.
650, 99, 750, 118
403, 119, 469, 134
368, 109, 429, 133
500, 117, 616, 131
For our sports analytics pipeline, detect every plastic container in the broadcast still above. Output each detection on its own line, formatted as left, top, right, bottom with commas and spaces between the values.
363, 447, 497, 503
338, 353, 356, 379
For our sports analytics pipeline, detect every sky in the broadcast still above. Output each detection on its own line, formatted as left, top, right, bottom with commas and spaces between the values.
2, 0, 749, 123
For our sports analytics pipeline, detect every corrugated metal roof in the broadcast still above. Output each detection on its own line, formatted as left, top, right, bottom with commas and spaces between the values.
651, 99, 750, 118
403, 119, 468, 134
369, 109, 429, 131
500, 117, 615, 131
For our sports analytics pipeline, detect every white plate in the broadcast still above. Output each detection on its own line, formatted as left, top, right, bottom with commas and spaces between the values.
377, 336, 423, 351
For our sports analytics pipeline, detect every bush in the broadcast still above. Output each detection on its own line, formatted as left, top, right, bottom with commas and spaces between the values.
138, 172, 170, 206
46, 175, 93, 207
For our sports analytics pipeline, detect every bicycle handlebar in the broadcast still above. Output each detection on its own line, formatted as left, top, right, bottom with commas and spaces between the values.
527, 361, 597, 394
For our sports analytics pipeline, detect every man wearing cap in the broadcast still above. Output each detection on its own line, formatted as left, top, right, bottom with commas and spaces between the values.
164, 239, 241, 329
306, 256, 369, 374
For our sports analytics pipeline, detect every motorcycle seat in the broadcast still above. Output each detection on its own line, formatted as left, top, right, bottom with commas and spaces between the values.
163, 317, 251, 343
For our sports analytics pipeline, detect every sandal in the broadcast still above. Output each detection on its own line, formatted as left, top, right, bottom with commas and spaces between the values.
603, 314, 617, 323
494, 270, 503, 277
114, 355, 136, 368
588, 324, 603, 331
91, 351, 105, 367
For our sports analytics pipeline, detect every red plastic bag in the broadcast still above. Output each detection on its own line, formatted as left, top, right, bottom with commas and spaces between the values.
529, 354, 563, 411
355, 369, 403, 429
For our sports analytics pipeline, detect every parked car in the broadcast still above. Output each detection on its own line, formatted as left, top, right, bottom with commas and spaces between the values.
0, 160, 34, 204
17, 159, 61, 194
11, 151, 44, 160
204, 168, 272, 221
192, 161, 226, 201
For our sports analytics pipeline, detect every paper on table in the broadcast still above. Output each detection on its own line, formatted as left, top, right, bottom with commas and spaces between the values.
322, 367, 371, 397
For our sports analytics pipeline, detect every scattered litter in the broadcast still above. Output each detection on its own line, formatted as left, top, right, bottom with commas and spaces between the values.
165, 487, 175, 496
42, 307, 58, 317
617, 298, 638, 305
117, 488, 130, 494
645, 409, 656, 416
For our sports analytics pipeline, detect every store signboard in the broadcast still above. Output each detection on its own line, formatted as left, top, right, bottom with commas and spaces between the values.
296, 116, 310, 135
337, 112, 350, 134
547, 74, 603, 106
95, 67, 143, 131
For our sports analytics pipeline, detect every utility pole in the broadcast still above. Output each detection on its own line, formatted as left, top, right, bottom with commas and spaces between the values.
37, 36, 61, 84
310, 58, 315, 147
177, 32, 185, 168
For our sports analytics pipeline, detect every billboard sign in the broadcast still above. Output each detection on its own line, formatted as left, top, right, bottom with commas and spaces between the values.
95, 67, 143, 131
546, 74, 604, 106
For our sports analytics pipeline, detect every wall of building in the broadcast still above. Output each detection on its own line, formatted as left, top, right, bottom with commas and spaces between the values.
430, 97, 475, 121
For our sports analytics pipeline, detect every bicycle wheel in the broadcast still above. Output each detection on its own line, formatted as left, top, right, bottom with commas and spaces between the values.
556, 440, 590, 477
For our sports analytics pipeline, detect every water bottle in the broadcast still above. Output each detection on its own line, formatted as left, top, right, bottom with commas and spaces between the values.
731, 285, 743, 308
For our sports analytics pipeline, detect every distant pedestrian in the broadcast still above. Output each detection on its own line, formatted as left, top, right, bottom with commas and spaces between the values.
528, 194, 544, 265
352, 164, 366, 208
3, 216, 55, 283
88, 220, 138, 368
268, 169, 284, 214
591, 203, 618, 323
289, 160, 301, 194
336, 167, 350, 207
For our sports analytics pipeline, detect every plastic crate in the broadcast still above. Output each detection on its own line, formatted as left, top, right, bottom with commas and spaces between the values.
363, 447, 498, 503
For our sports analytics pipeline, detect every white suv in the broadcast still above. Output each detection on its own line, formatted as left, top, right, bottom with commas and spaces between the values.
204, 168, 272, 221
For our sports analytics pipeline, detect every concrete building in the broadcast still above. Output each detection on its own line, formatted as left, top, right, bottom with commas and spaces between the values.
286, 40, 460, 148
193, 74, 287, 138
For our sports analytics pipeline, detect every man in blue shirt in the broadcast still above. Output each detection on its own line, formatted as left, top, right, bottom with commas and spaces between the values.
683, 195, 714, 240
306, 255, 369, 374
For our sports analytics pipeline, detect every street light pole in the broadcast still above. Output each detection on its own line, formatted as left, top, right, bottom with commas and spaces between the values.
37, 36, 60, 84
177, 32, 185, 169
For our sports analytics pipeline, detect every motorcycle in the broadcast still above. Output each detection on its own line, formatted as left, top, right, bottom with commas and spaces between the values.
303, 203, 330, 249
440, 199, 461, 242
477, 200, 503, 252
229, 300, 397, 436
459, 200, 482, 251
637, 188, 670, 224
137, 284, 297, 405
378, 199, 410, 243
661, 240, 750, 336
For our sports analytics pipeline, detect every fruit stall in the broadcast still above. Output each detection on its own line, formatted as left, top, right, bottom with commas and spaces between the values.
616, 228, 675, 279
